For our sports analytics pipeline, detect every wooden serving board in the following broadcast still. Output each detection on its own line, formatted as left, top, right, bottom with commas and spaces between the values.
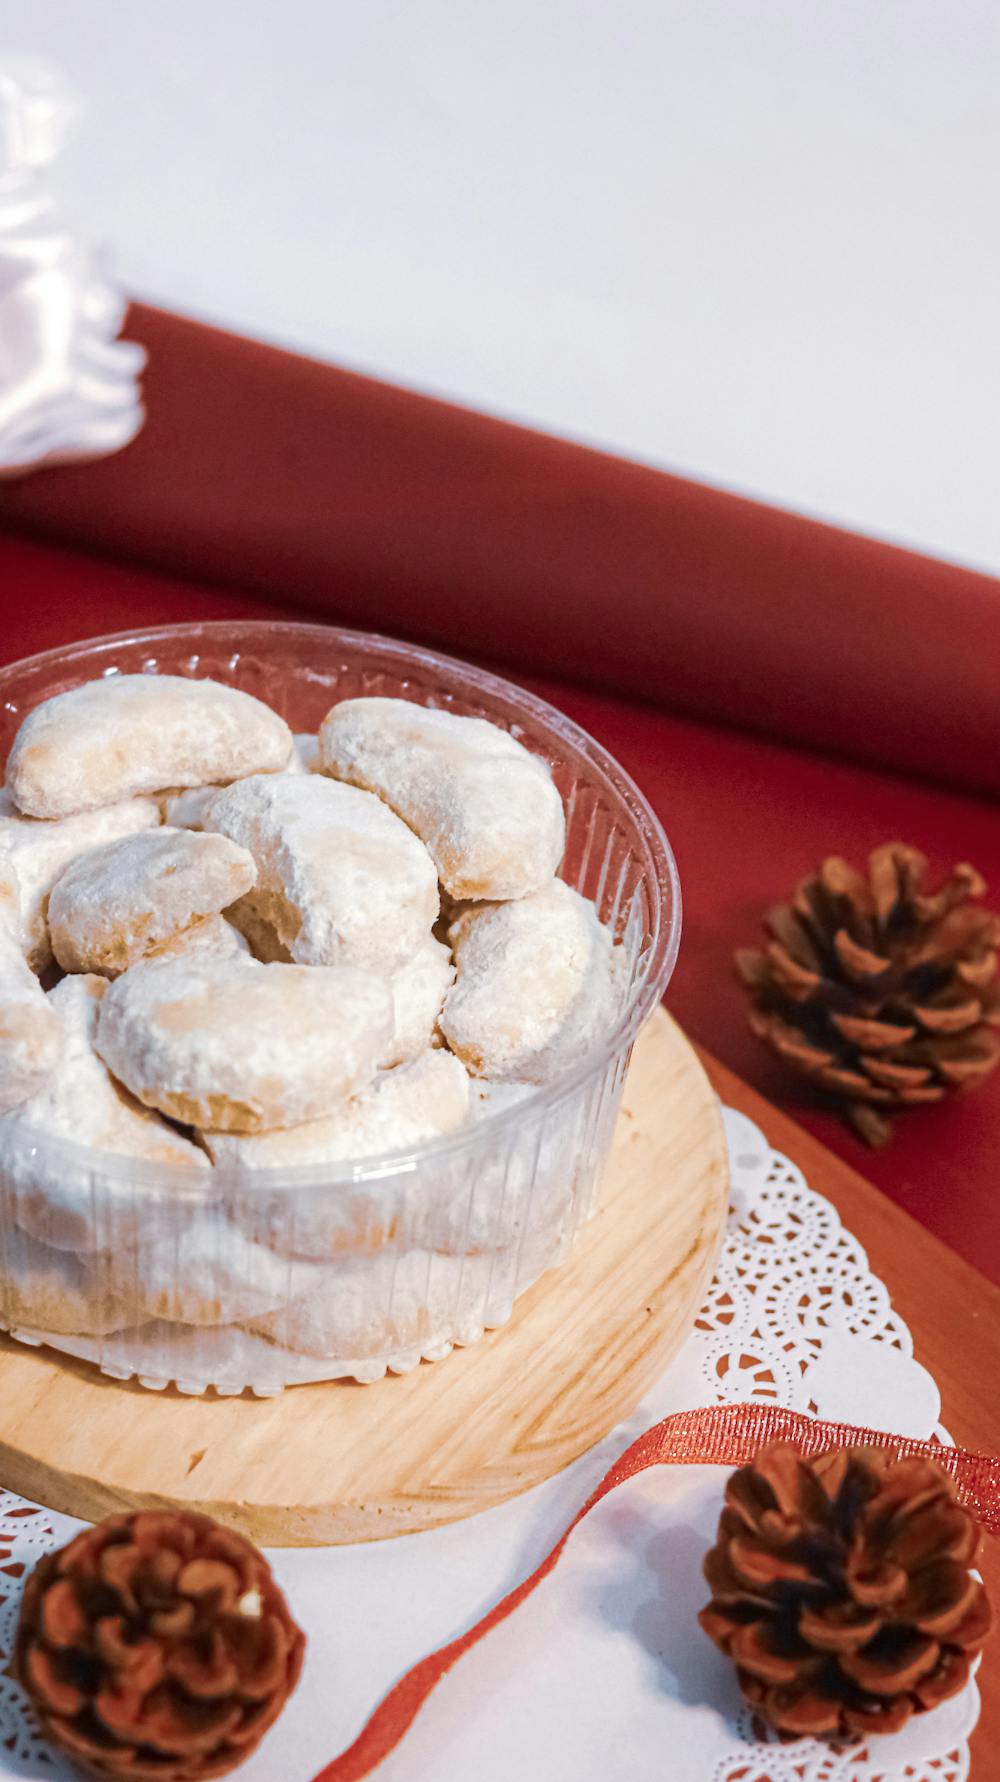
0, 1011, 727, 1545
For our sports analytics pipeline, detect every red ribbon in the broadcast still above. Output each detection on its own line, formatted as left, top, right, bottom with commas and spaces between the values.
309, 1401, 1000, 1782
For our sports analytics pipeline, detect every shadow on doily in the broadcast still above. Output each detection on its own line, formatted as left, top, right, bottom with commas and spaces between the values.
589, 1497, 743, 1719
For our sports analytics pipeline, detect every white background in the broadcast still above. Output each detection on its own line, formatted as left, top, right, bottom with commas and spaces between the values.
5, 0, 1000, 572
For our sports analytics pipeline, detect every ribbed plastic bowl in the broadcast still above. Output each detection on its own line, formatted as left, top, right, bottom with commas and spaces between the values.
0, 622, 681, 1393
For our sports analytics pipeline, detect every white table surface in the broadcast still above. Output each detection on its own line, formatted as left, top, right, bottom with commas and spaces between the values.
4, 0, 1000, 576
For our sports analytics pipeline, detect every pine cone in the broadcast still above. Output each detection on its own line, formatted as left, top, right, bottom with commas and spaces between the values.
15, 1509, 305, 1781
736, 843, 1000, 1144
699, 1442, 992, 1742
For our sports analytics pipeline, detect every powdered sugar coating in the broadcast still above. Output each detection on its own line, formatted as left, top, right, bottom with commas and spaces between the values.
7, 673, 292, 818
0, 854, 63, 1113
441, 879, 624, 1082
96, 955, 393, 1132
0, 789, 161, 971
385, 937, 455, 1067
147, 913, 252, 965
204, 1050, 469, 1174
48, 827, 258, 976
117, 1220, 310, 1327
318, 696, 565, 900
0, 1229, 125, 1337
206, 773, 438, 973
1, 974, 207, 1255
248, 1221, 567, 1361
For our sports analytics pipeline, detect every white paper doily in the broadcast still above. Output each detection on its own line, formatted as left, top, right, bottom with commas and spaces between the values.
0, 1105, 980, 1781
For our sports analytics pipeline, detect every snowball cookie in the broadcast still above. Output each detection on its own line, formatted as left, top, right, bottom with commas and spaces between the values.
48, 827, 258, 977
0, 788, 160, 971
0, 1228, 125, 1337
0, 854, 63, 1113
96, 955, 393, 1132
441, 880, 623, 1082
206, 773, 438, 973
384, 937, 455, 1067
319, 696, 565, 900
1, 974, 207, 1255
6, 673, 293, 818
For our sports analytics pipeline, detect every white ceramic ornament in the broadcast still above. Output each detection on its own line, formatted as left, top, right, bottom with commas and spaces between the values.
0, 57, 144, 476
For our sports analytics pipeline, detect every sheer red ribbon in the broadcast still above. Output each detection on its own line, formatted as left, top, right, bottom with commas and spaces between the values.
309, 1401, 1000, 1782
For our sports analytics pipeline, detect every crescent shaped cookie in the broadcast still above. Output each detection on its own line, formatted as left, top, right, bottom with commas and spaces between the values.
440, 879, 624, 1082
206, 773, 438, 973
2, 973, 207, 1255
0, 854, 63, 1114
318, 696, 565, 900
48, 828, 257, 976
0, 789, 161, 971
7, 673, 293, 818
96, 955, 393, 1131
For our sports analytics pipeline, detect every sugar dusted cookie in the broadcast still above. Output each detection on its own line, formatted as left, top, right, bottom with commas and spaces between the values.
119, 1220, 304, 1327
206, 773, 438, 973
147, 913, 252, 965
157, 735, 319, 829
318, 696, 565, 900
441, 879, 623, 1082
96, 955, 393, 1132
248, 1224, 565, 1366
0, 1228, 125, 1337
385, 937, 455, 1067
48, 827, 257, 976
204, 1049, 469, 1174
0, 789, 160, 971
247, 1248, 486, 1362
0, 854, 63, 1113
203, 1051, 469, 1262
7, 673, 292, 818
2, 973, 207, 1255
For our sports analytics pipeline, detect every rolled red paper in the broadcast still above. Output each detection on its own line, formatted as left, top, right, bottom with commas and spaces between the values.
2, 305, 1000, 797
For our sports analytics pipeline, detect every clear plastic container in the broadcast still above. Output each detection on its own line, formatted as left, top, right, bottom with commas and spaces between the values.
0, 621, 681, 1393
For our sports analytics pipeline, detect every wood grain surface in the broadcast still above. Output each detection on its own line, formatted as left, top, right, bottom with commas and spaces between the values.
0, 1010, 728, 1544
699, 1046, 1000, 1778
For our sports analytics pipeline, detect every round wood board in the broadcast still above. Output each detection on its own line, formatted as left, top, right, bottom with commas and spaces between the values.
0, 1011, 727, 1545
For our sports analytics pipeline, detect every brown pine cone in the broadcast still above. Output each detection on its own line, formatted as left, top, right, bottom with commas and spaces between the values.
15, 1509, 305, 1781
736, 842, 1000, 1144
699, 1442, 992, 1742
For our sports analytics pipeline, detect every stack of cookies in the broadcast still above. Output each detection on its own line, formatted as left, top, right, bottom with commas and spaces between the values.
0, 673, 626, 1387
